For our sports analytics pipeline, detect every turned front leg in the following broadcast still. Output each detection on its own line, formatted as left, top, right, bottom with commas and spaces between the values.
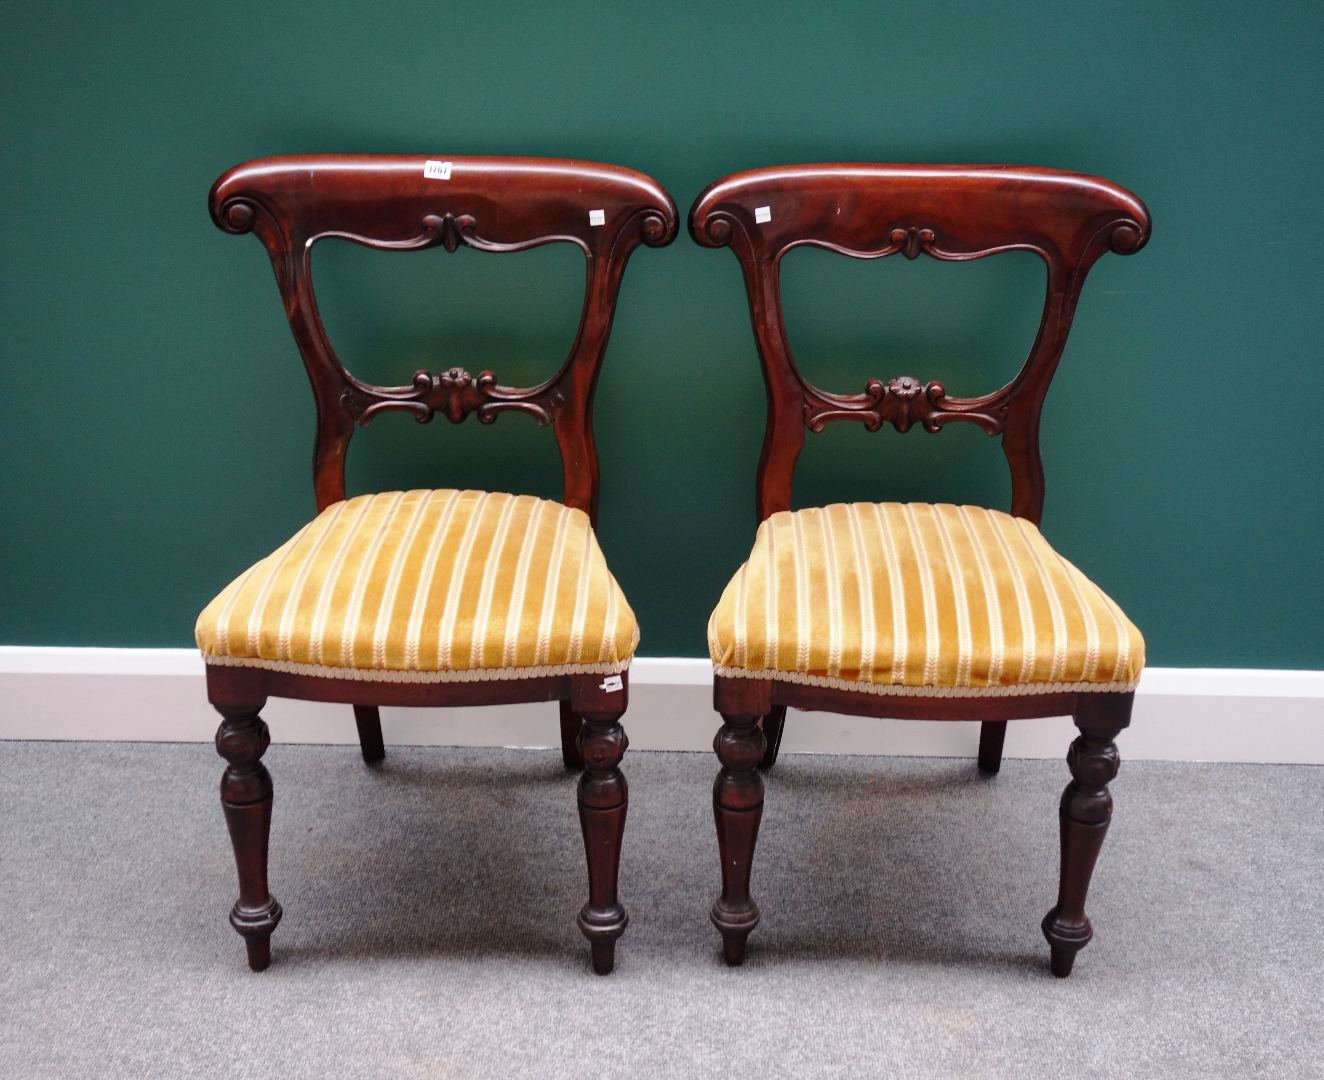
576, 713, 628, 974
1042, 693, 1131, 978
215, 706, 282, 971
712, 712, 766, 965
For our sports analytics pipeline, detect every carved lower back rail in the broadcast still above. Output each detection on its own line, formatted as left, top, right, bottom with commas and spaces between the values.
343, 367, 554, 428
803, 374, 1008, 435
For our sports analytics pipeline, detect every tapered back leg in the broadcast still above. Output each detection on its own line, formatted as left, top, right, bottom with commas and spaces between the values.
352, 705, 385, 764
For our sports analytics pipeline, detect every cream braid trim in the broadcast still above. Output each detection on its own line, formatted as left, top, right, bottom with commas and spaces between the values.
204, 653, 633, 683
712, 665, 1140, 697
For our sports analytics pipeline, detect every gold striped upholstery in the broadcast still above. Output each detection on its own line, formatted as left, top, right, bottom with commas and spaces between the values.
708, 503, 1143, 697
196, 490, 638, 682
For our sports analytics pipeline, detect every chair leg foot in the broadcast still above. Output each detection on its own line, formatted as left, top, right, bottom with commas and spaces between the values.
588, 939, 617, 976
559, 700, 584, 770
216, 706, 282, 971
576, 712, 628, 973
353, 705, 385, 763
713, 711, 765, 965
712, 900, 760, 966
977, 720, 1006, 774
231, 896, 282, 972
577, 907, 626, 974
1042, 892, 1094, 978
1048, 942, 1077, 979
1050, 950, 1075, 978
245, 936, 271, 973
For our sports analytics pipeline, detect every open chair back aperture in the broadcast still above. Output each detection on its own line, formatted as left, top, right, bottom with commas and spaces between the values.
199, 155, 677, 974
689, 163, 1150, 976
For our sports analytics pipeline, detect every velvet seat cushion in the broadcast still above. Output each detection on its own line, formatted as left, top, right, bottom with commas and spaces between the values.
197, 489, 638, 682
708, 503, 1143, 697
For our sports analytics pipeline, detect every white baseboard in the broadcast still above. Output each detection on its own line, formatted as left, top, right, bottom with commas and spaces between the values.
0, 648, 1321, 764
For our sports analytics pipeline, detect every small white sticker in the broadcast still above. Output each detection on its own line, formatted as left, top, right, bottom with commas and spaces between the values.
588, 208, 606, 226
600, 675, 623, 692
754, 205, 772, 224
423, 160, 453, 180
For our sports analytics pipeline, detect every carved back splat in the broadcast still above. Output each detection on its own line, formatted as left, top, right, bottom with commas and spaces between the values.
211, 156, 678, 522
688, 165, 1150, 525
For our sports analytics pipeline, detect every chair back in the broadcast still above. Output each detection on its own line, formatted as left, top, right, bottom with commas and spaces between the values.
688, 164, 1149, 524
211, 155, 678, 521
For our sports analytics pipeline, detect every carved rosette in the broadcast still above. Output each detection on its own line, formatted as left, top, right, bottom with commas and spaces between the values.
343, 366, 553, 427
804, 375, 1007, 435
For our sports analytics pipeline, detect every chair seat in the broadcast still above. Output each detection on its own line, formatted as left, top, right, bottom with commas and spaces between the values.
708, 503, 1143, 697
196, 489, 638, 682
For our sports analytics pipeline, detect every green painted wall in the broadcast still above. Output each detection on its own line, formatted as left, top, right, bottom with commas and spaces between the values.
2, 1, 1321, 667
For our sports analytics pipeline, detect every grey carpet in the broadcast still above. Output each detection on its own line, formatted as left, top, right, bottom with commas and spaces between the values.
0, 740, 1320, 1079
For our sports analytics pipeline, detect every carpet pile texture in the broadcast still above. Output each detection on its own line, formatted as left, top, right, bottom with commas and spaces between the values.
1, 739, 1319, 1078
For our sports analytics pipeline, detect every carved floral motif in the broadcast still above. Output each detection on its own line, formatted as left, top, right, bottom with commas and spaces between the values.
803, 375, 1007, 435
344, 366, 553, 427
887, 375, 924, 399
890, 226, 936, 260
420, 212, 477, 253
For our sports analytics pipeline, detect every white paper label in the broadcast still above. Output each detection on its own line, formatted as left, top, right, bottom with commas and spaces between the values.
754, 205, 772, 224
599, 675, 624, 692
588, 208, 606, 226
423, 160, 453, 180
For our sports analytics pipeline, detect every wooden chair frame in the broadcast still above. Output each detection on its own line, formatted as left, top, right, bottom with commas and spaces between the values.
689, 163, 1150, 976
207, 155, 677, 974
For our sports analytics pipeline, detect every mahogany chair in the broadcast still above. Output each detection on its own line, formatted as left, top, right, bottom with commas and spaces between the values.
199, 155, 677, 974
690, 164, 1150, 976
